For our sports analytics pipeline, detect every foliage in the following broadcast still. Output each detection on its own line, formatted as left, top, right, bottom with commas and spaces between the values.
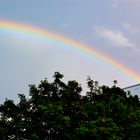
0, 72, 140, 139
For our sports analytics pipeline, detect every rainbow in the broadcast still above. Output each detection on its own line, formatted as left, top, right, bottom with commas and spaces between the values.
0, 19, 140, 83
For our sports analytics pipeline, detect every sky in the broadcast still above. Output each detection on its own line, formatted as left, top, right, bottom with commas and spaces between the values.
0, 0, 140, 102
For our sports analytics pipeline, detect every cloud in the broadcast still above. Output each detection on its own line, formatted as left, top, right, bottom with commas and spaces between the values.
122, 22, 138, 34
94, 26, 135, 48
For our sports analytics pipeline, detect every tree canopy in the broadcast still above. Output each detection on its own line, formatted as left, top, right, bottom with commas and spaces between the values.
0, 72, 140, 140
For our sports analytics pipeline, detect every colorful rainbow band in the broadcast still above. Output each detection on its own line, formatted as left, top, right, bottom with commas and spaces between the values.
0, 19, 140, 83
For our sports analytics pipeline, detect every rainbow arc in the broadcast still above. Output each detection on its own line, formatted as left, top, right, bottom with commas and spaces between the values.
0, 19, 140, 83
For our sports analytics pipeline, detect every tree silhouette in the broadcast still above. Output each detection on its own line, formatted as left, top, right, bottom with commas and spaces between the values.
0, 72, 140, 140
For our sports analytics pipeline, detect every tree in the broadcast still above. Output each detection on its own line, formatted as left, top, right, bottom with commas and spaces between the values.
0, 72, 140, 139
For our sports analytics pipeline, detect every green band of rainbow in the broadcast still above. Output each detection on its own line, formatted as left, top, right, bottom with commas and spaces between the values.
0, 19, 140, 83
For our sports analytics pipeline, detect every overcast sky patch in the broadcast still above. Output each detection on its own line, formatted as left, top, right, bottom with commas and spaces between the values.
94, 26, 135, 48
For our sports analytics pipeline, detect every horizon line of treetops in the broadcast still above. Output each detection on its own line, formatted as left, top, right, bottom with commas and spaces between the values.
0, 72, 140, 140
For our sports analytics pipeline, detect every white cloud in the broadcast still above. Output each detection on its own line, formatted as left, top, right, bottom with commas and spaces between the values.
94, 26, 135, 48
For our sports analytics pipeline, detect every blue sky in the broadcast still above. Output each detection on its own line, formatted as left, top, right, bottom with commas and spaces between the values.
0, 0, 140, 102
